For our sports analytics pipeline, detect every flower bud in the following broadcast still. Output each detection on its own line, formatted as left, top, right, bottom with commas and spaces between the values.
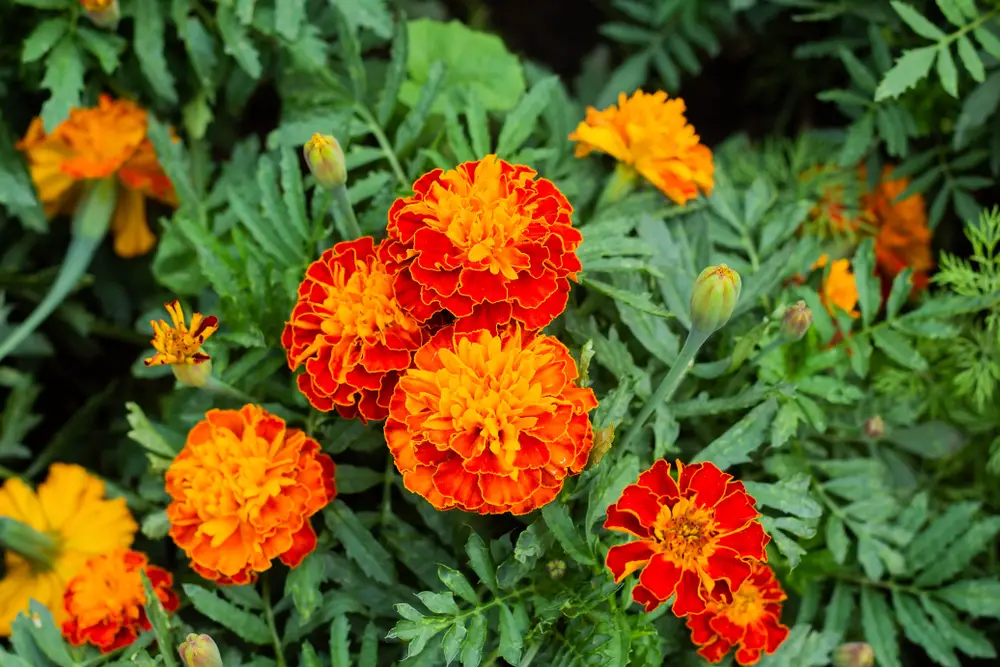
863, 415, 885, 439
689, 265, 741, 335
833, 642, 874, 667
587, 422, 615, 468
304, 133, 346, 189
178, 633, 222, 667
80, 0, 120, 29
781, 300, 813, 341
546, 560, 566, 579
0, 517, 59, 570
172, 359, 213, 389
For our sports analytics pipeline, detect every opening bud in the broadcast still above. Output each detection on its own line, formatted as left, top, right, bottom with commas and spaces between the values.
863, 415, 885, 439
81, 0, 120, 29
690, 265, 741, 335
781, 300, 813, 341
833, 643, 874, 667
304, 133, 347, 189
0, 517, 59, 571
172, 359, 213, 389
546, 560, 566, 579
178, 633, 222, 667
587, 422, 615, 469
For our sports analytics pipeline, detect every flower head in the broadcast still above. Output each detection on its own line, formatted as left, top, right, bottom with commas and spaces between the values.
165, 404, 336, 585
179, 633, 223, 667
569, 90, 714, 205
780, 301, 812, 341
382, 155, 583, 332
686, 563, 790, 665
862, 165, 933, 291
385, 324, 598, 515
17, 95, 176, 257
821, 258, 860, 318
0, 464, 137, 635
283, 237, 425, 423
62, 548, 178, 653
604, 459, 768, 616
145, 300, 218, 367
304, 134, 347, 188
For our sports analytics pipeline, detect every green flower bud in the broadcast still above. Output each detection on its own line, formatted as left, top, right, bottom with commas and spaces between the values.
0, 517, 59, 571
178, 633, 222, 667
304, 133, 347, 189
781, 300, 813, 341
172, 359, 213, 389
546, 560, 566, 579
689, 265, 741, 334
833, 642, 874, 667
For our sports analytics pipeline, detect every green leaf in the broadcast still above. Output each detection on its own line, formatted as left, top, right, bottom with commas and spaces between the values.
904, 502, 979, 572
135, 0, 178, 103
692, 398, 779, 470
542, 501, 595, 565
886, 421, 965, 459
359, 621, 379, 667
325, 500, 397, 584
770, 400, 802, 448
875, 46, 937, 101
394, 60, 446, 153
331, 3, 366, 100
275, 0, 305, 40
860, 586, 901, 667
22, 17, 68, 63
40, 37, 84, 132
125, 401, 179, 457
890, 1, 946, 39
974, 26, 1000, 58
76, 26, 126, 74
872, 328, 929, 371
142, 572, 179, 667
851, 239, 879, 326
333, 0, 393, 39
461, 614, 486, 667
893, 592, 959, 667
936, 580, 1000, 619
797, 376, 865, 405
183, 583, 270, 644
218, 5, 262, 78
936, 0, 970, 25
839, 113, 875, 165
286, 552, 325, 622
437, 565, 478, 604
580, 277, 674, 319
25, 601, 72, 667
744, 475, 822, 519
937, 45, 959, 97
915, 517, 1000, 587
921, 596, 998, 659
956, 35, 985, 82
441, 622, 467, 664
377, 18, 409, 126
497, 603, 523, 664
884, 269, 913, 319
402, 19, 525, 112
180, 17, 218, 91
335, 464, 383, 494
825, 516, 850, 564
465, 534, 498, 593
495, 75, 559, 157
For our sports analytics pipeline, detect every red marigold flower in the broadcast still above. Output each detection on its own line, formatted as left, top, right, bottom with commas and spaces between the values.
62, 548, 178, 653
385, 323, 598, 515
381, 155, 583, 332
282, 237, 425, 423
686, 563, 790, 665
604, 459, 768, 616
166, 404, 336, 585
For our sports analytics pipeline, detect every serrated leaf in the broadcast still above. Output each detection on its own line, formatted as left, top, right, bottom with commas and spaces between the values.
218, 5, 262, 78
542, 501, 595, 565
861, 586, 901, 667
973, 26, 1000, 59
770, 401, 802, 448
921, 596, 998, 659
826, 516, 850, 564
441, 622, 467, 665
852, 239, 880, 326
25, 601, 72, 666
183, 584, 271, 644
497, 603, 523, 664
495, 75, 559, 157
22, 17, 68, 63
893, 592, 959, 667
377, 18, 409, 126
335, 464, 383, 494
394, 59, 446, 153
886, 421, 965, 459
134, 0, 177, 103
884, 269, 913, 319
461, 614, 486, 667
333, 0, 393, 38
275, 0, 305, 40
181, 17, 218, 91
905, 501, 979, 571
437, 566, 478, 604
936, 579, 1000, 618
465, 534, 498, 593
891, 1, 946, 39
142, 572, 179, 667
40, 37, 84, 132
286, 552, 325, 621
325, 501, 396, 584
839, 113, 875, 165
915, 517, 1000, 587
872, 327, 929, 371
875, 46, 937, 101
692, 398, 779, 470
937, 45, 959, 97
956, 35, 985, 82
744, 475, 822, 519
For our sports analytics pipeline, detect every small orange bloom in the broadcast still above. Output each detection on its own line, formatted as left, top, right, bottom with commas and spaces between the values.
821, 258, 860, 318
382, 155, 583, 332
62, 548, 178, 653
686, 564, 790, 665
385, 324, 598, 515
569, 90, 714, 205
861, 166, 933, 291
144, 300, 218, 367
165, 404, 336, 585
604, 460, 768, 616
17, 95, 176, 258
283, 237, 425, 423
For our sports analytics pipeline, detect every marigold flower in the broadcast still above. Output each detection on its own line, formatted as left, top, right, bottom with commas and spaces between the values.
604, 459, 768, 616
165, 404, 336, 585
382, 155, 583, 332
62, 548, 178, 653
821, 258, 860, 318
283, 237, 425, 423
385, 324, 598, 515
861, 165, 933, 292
0, 464, 137, 635
145, 300, 218, 367
17, 95, 177, 258
686, 563, 790, 665
569, 90, 714, 205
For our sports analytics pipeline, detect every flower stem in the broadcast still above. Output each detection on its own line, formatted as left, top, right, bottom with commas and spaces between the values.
596, 163, 638, 209
619, 329, 709, 452
0, 517, 58, 569
331, 184, 363, 241
204, 376, 256, 403
263, 575, 288, 667
355, 104, 408, 187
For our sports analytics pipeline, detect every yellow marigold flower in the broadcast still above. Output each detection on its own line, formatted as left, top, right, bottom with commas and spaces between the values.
144, 300, 218, 367
821, 258, 860, 318
0, 463, 138, 635
16, 95, 177, 258
569, 90, 714, 205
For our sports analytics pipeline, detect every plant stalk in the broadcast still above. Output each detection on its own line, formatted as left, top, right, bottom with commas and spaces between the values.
332, 183, 363, 241
263, 575, 288, 667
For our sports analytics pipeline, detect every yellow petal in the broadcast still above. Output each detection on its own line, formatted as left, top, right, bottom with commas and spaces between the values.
111, 187, 156, 258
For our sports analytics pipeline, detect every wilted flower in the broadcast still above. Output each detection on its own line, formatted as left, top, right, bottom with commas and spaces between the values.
385, 324, 598, 515
589, 422, 616, 468
686, 563, 790, 665
166, 404, 336, 584
17, 95, 176, 257
690, 265, 742, 335
179, 633, 223, 667
780, 301, 812, 341
833, 642, 875, 667
0, 464, 137, 635
304, 133, 347, 188
863, 415, 885, 439
62, 548, 178, 653
80, 0, 120, 28
282, 237, 425, 423
569, 90, 714, 205
381, 155, 583, 332
604, 460, 768, 616
144, 300, 219, 388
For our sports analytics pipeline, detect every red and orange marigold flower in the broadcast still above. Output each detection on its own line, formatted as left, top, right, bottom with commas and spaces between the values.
861, 165, 933, 292
604, 459, 768, 616
686, 563, 790, 665
283, 237, 425, 423
385, 323, 598, 515
569, 90, 714, 205
165, 404, 336, 585
17, 95, 176, 258
381, 155, 583, 332
62, 548, 178, 653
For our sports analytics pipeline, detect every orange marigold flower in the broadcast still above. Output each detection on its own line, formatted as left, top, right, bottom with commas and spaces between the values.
385, 324, 598, 515
604, 459, 768, 616
569, 90, 714, 205
821, 258, 860, 318
16, 95, 177, 258
62, 548, 178, 653
283, 237, 425, 423
144, 300, 218, 367
165, 404, 336, 585
686, 563, 790, 665
861, 165, 933, 292
381, 155, 583, 332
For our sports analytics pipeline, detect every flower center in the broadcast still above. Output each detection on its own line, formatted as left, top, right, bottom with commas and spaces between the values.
315, 258, 418, 343
651, 497, 718, 569
723, 582, 767, 626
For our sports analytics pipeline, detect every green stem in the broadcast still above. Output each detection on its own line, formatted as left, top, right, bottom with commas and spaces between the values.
263, 576, 288, 667
596, 163, 638, 209
619, 330, 710, 452
332, 184, 363, 240
355, 104, 408, 186
204, 376, 256, 403
0, 517, 58, 569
